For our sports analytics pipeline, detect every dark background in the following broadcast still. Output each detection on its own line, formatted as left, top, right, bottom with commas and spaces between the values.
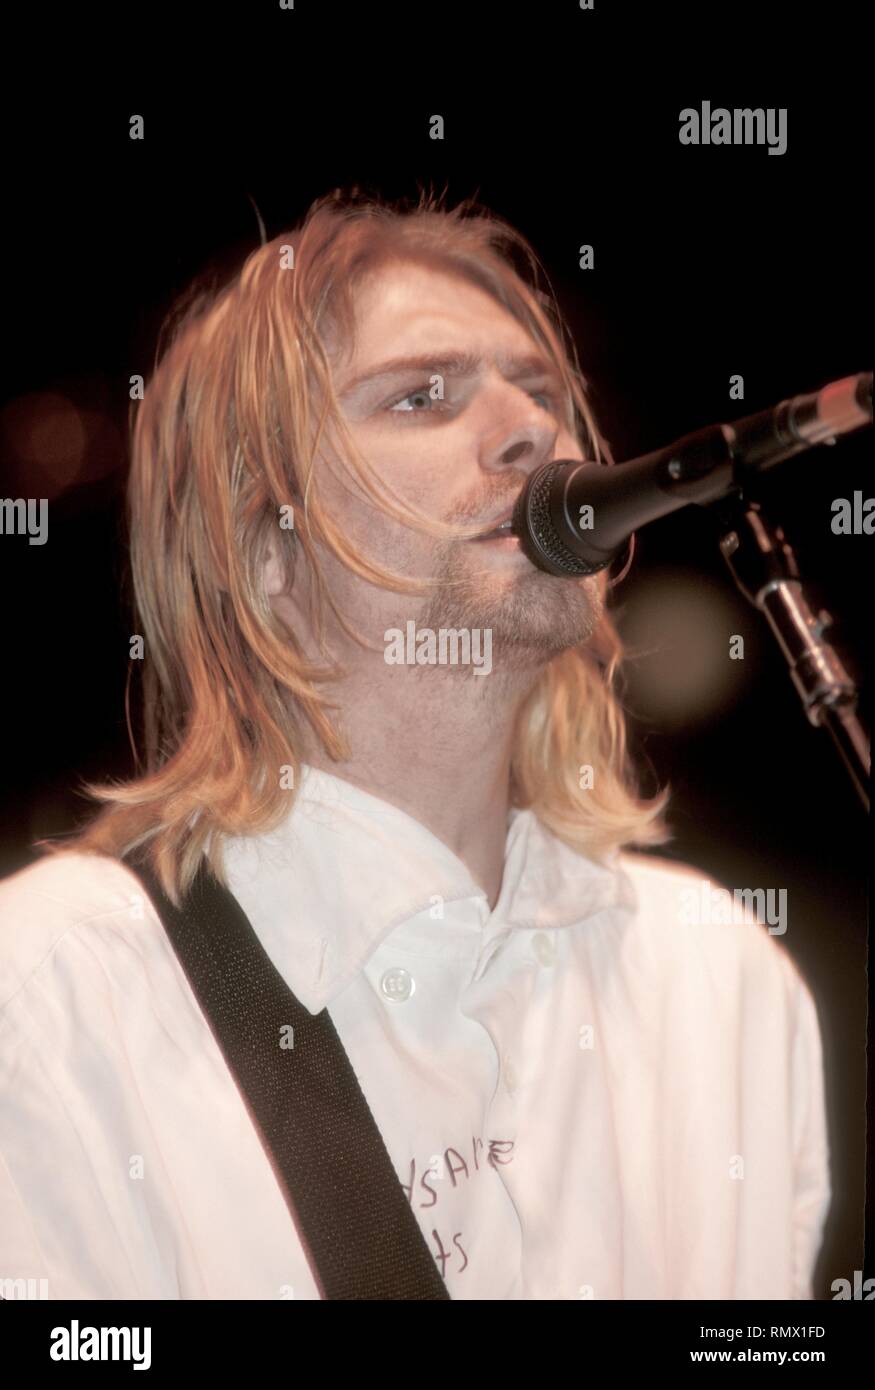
0, 3, 870, 1301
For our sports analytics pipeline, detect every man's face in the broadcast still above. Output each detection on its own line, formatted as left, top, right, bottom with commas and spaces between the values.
289, 259, 603, 667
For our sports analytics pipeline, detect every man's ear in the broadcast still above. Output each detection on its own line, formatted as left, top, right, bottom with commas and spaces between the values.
263, 534, 289, 598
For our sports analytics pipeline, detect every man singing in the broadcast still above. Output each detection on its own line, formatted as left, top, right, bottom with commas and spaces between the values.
0, 188, 830, 1299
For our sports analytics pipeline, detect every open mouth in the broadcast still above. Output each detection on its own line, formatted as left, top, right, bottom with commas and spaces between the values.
471, 518, 516, 542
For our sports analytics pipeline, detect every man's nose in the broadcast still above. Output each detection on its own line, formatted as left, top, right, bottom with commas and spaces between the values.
502, 439, 535, 466
485, 417, 558, 477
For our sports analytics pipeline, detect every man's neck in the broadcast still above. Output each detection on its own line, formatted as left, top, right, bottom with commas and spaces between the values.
300, 669, 536, 912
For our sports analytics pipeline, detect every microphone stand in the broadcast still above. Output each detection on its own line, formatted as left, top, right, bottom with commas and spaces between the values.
704, 491, 870, 811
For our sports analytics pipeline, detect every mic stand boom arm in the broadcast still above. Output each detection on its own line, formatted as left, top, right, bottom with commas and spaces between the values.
706, 492, 870, 811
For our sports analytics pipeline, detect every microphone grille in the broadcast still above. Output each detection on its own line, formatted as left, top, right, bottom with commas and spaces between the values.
514, 461, 601, 577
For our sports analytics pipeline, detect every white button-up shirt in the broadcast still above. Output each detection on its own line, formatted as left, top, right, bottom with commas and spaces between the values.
0, 765, 830, 1300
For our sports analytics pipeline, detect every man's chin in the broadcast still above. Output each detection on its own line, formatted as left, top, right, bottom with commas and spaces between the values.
420, 565, 603, 662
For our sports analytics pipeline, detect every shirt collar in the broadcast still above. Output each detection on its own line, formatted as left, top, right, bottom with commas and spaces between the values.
219, 763, 635, 1014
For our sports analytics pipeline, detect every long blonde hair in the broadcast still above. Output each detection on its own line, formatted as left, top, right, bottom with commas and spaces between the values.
37, 186, 671, 904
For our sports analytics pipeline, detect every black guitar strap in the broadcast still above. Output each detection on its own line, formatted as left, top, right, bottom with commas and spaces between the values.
121, 848, 450, 1300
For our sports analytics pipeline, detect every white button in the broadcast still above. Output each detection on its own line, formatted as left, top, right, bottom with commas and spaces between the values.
532, 932, 556, 966
380, 967, 414, 1002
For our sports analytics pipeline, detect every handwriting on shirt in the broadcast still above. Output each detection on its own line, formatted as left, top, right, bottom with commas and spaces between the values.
399, 1136, 515, 1279
400, 1135, 515, 1208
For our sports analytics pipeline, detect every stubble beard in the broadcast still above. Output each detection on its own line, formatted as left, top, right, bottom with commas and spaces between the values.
418, 537, 604, 666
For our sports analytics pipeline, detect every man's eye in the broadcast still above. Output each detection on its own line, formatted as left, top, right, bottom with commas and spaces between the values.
383, 385, 558, 418
386, 387, 437, 414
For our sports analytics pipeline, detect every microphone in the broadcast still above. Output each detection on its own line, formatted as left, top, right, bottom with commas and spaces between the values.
511, 371, 873, 576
